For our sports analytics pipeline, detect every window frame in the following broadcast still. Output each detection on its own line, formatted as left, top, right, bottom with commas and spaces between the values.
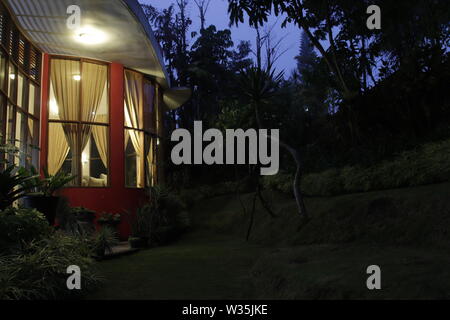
123, 68, 161, 189
0, 2, 42, 168
47, 55, 111, 188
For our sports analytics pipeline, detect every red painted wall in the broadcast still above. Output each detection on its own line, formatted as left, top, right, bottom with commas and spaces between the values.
40, 58, 147, 240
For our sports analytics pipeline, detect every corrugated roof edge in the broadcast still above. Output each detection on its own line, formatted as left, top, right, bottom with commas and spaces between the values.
122, 0, 171, 88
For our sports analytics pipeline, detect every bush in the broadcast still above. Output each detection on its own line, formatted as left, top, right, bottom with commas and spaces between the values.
264, 139, 450, 197
93, 227, 119, 257
0, 232, 102, 300
0, 207, 51, 253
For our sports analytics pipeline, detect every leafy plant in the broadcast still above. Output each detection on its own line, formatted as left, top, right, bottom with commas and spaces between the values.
0, 207, 51, 253
93, 227, 119, 257
41, 168, 76, 196
0, 232, 102, 300
97, 213, 121, 225
0, 166, 40, 210
17, 167, 76, 197
130, 204, 153, 238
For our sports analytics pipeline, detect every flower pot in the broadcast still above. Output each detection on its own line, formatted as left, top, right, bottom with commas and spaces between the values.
22, 195, 60, 225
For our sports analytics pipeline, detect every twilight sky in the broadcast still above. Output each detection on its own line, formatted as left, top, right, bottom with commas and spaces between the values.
139, 0, 301, 75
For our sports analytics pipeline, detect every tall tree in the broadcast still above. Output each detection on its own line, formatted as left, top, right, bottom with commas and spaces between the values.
193, 0, 211, 31
296, 31, 317, 82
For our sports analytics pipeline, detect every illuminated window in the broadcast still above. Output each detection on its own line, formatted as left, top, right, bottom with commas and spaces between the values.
124, 69, 160, 188
48, 58, 109, 187
0, 3, 41, 168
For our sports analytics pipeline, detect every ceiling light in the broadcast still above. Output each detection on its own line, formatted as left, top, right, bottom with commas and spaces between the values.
75, 27, 107, 45
73, 75, 81, 81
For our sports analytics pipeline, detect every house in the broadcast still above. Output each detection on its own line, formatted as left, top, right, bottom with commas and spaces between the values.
0, 0, 190, 238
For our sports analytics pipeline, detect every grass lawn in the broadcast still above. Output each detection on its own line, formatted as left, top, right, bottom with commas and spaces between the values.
87, 231, 266, 300
88, 182, 450, 300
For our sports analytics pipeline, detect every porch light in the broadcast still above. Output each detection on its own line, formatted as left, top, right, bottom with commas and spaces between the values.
9, 74, 15, 80
75, 27, 107, 45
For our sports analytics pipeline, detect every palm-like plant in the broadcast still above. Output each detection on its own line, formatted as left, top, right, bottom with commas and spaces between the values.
0, 166, 39, 210
240, 66, 284, 129
40, 168, 76, 197
239, 64, 308, 218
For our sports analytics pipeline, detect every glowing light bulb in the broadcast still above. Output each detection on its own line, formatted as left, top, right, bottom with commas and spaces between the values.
75, 27, 107, 45
73, 75, 81, 81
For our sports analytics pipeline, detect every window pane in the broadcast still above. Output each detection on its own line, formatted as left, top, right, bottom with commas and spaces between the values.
29, 119, 39, 169
5, 103, 13, 145
49, 59, 80, 121
28, 83, 36, 115
156, 87, 164, 137
0, 53, 6, 92
0, 97, 5, 161
14, 111, 25, 166
125, 129, 144, 188
8, 64, 16, 100
94, 81, 109, 123
48, 122, 77, 184
145, 134, 157, 187
81, 62, 108, 123
143, 81, 155, 133
17, 73, 24, 108
124, 70, 143, 130
81, 125, 108, 187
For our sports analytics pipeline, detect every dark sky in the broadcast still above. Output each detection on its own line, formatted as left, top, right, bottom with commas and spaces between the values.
139, 0, 301, 75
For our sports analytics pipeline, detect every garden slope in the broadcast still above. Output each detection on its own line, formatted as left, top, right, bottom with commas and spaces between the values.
190, 183, 450, 299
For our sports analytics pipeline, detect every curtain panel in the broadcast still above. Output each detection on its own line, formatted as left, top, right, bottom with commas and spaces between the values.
49, 59, 108, 177
124, 70, 145, 187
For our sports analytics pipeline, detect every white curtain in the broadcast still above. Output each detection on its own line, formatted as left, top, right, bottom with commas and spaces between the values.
124, 70, 144, 187
92, 116, 108, 169
50, 59, 80, 174
48, 123, 69, 175
50, 59, 107, 176
80, 62, 107, 157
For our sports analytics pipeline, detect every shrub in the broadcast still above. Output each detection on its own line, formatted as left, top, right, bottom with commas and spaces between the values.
0, 207, 51, 253
0, 232, 102, 300
265, 139, 450, 197
93, 227, 119, 257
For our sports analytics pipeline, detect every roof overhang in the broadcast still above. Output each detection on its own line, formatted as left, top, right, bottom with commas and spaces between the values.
163, 87, 192, 110
5, 0, 172, 89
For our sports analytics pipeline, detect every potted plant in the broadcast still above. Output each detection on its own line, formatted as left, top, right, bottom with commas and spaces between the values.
92, 226, 119, 259
127, 204, 153, 248
72, 207, 96, 223
20, 167, 76, 225
97, 213, 121, 229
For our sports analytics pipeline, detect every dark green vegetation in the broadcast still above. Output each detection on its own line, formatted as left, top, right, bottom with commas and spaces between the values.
90, 181, 450, 300
88, 232, 265, 300
265, 139, 450, 197
144, 0, 450, 194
